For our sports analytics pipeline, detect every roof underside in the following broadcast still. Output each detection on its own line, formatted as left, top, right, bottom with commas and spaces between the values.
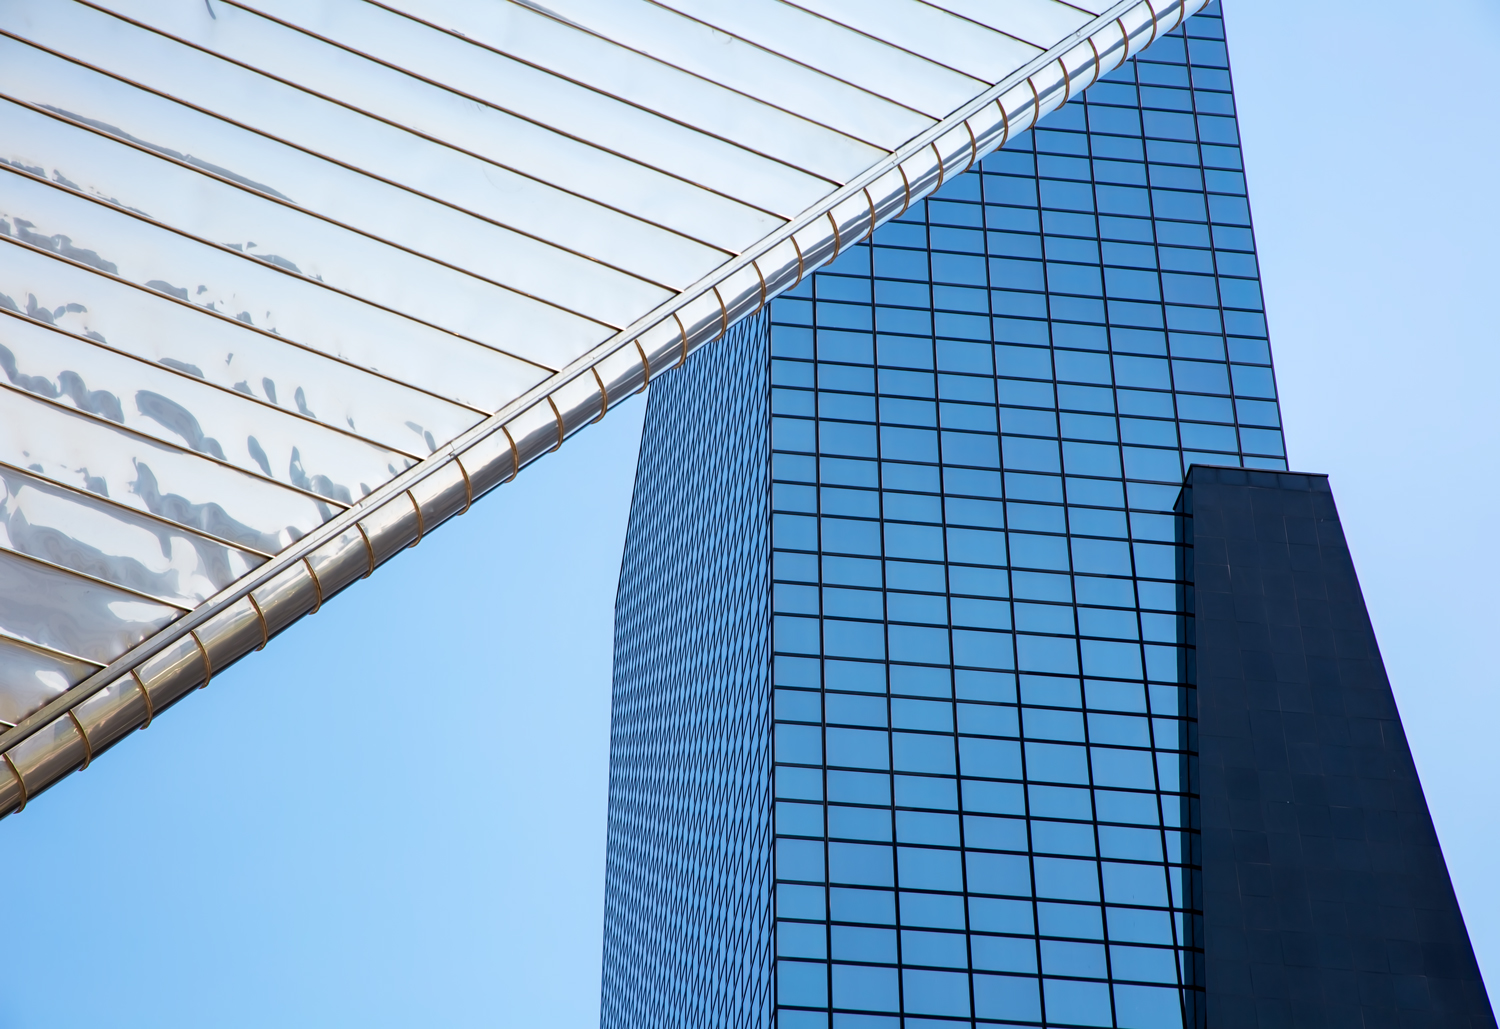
0, 0, 1208, 815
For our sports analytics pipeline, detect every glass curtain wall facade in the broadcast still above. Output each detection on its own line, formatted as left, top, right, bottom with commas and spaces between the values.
606, 5, 1282, 1026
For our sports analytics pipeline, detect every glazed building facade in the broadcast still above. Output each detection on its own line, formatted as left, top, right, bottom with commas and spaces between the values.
602, 6, 1494, 1028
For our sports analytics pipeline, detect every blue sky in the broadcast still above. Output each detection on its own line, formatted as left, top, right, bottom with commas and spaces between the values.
3, 2, 1498, 1025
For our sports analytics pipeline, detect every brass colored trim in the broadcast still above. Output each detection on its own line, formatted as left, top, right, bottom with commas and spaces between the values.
0, 630, 105, 671
1117, 16, 1132, 59
897, 163, 912, 217
455, 456, 474, 514
130, 668, 154, 729
1086, 36, 1102, 91
190, 629, 212, 689
962, 120, 979, 175
627, 0, 935, 122
0, 300, 426, 463
1028, 75, 1042, 116
861, 188, 877, 244
0, 239, 497, 419
1145, 0, 1161, 47
67, 709, 92, 771
790, 234, 806, 286
2, 163, 620, 345
710, 285, 729, 338
0, 378, 354, 514
996, 96, 1012, 149
356, 522, 377, 578
501, 425, 520, 481
826, 210, 843, 259
238, 0, 842, 194
0, 455, 277, 561
751, 260, 768, 314
544, 396, 565, 451
4, 752, 26, 814
930, 141, 946, 191
634, 339, 652, 386
3, 31, 739, 267
772, 0, 987, 83
671, 312, 689, 368
247, 592, 270, 648
403, 0, 898, 155
406, 490, 426, 546
1060, 56, 1073, 105
591, 366, 609, 423
302, 557, 324, 614
0, 541, 193, 612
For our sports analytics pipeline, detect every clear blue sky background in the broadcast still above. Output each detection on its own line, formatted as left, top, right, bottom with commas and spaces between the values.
3, 2, 1497, 1025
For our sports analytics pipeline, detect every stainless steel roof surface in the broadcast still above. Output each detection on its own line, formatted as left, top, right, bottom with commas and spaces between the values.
0, 0, 1209, 815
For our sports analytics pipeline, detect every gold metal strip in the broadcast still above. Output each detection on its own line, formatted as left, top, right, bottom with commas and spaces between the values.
544, 396, 565, 451
962, 120, 979, 175
0, 541, 193, 612
897, 163, 912, 217
190, 629, 212, 689
1117, 16, 1132, 60
591, 367, 609, 423
501, 425, 520, 481
862, 188, 877, 243
633, 338, 652, 387
826, 210, 843, 259
0, 455, 264, 562
710, 285, 729, 339
751, 260, 768, 314
192, 1, 825, 213
0, 238, 496, 419
0, 378, 354, 514
406, 490, 425, 546
0, 629, 105, 671
1060, 56, 1073, 105
4, 752, 27, 814
2, 162, 621, 344
996, 96, 1012, 149
455, 456, 474, 514
302, 557, 324, 614
67, 709, 92, 771
397, 0, 898, 155
672, 312, 690, 368
0, 296, 430, 462
247, 592, 270, 649
1027, 76, 1042, 126
790, 235, 806, 286
356, 523, 376, 578
130, 668, 154, 729
1145, 0, 1161, 47
2, 31, 740, 269
1086, 37, 1102, 92
930, 141, 946, 191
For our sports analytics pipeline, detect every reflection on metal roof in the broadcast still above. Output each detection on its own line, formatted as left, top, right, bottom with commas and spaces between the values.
0, 0, 1208, 815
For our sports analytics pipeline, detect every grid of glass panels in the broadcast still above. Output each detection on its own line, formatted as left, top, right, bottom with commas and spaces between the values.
601, 312, 774, 1029
767, 6, 1280, 1027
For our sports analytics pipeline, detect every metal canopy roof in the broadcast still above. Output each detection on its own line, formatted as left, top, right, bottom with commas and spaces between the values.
0, 0, 1208, 815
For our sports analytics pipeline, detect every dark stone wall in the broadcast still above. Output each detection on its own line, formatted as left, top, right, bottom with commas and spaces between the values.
1183, 465, 1494, 1029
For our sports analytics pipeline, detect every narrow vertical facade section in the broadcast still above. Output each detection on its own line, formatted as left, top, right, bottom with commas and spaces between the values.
601, 313, 775, 1029
766, 6, 1271, 1027
1183, 466, 1495, 1028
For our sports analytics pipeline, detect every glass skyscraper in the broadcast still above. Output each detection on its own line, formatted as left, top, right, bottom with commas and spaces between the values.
602, 5, 1492, 1028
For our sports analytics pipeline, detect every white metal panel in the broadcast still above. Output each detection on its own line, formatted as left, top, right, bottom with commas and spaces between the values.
0, 0, 1211, 816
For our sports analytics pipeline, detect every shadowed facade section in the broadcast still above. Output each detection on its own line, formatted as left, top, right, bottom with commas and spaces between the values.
1183, 465, 1494, 1028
